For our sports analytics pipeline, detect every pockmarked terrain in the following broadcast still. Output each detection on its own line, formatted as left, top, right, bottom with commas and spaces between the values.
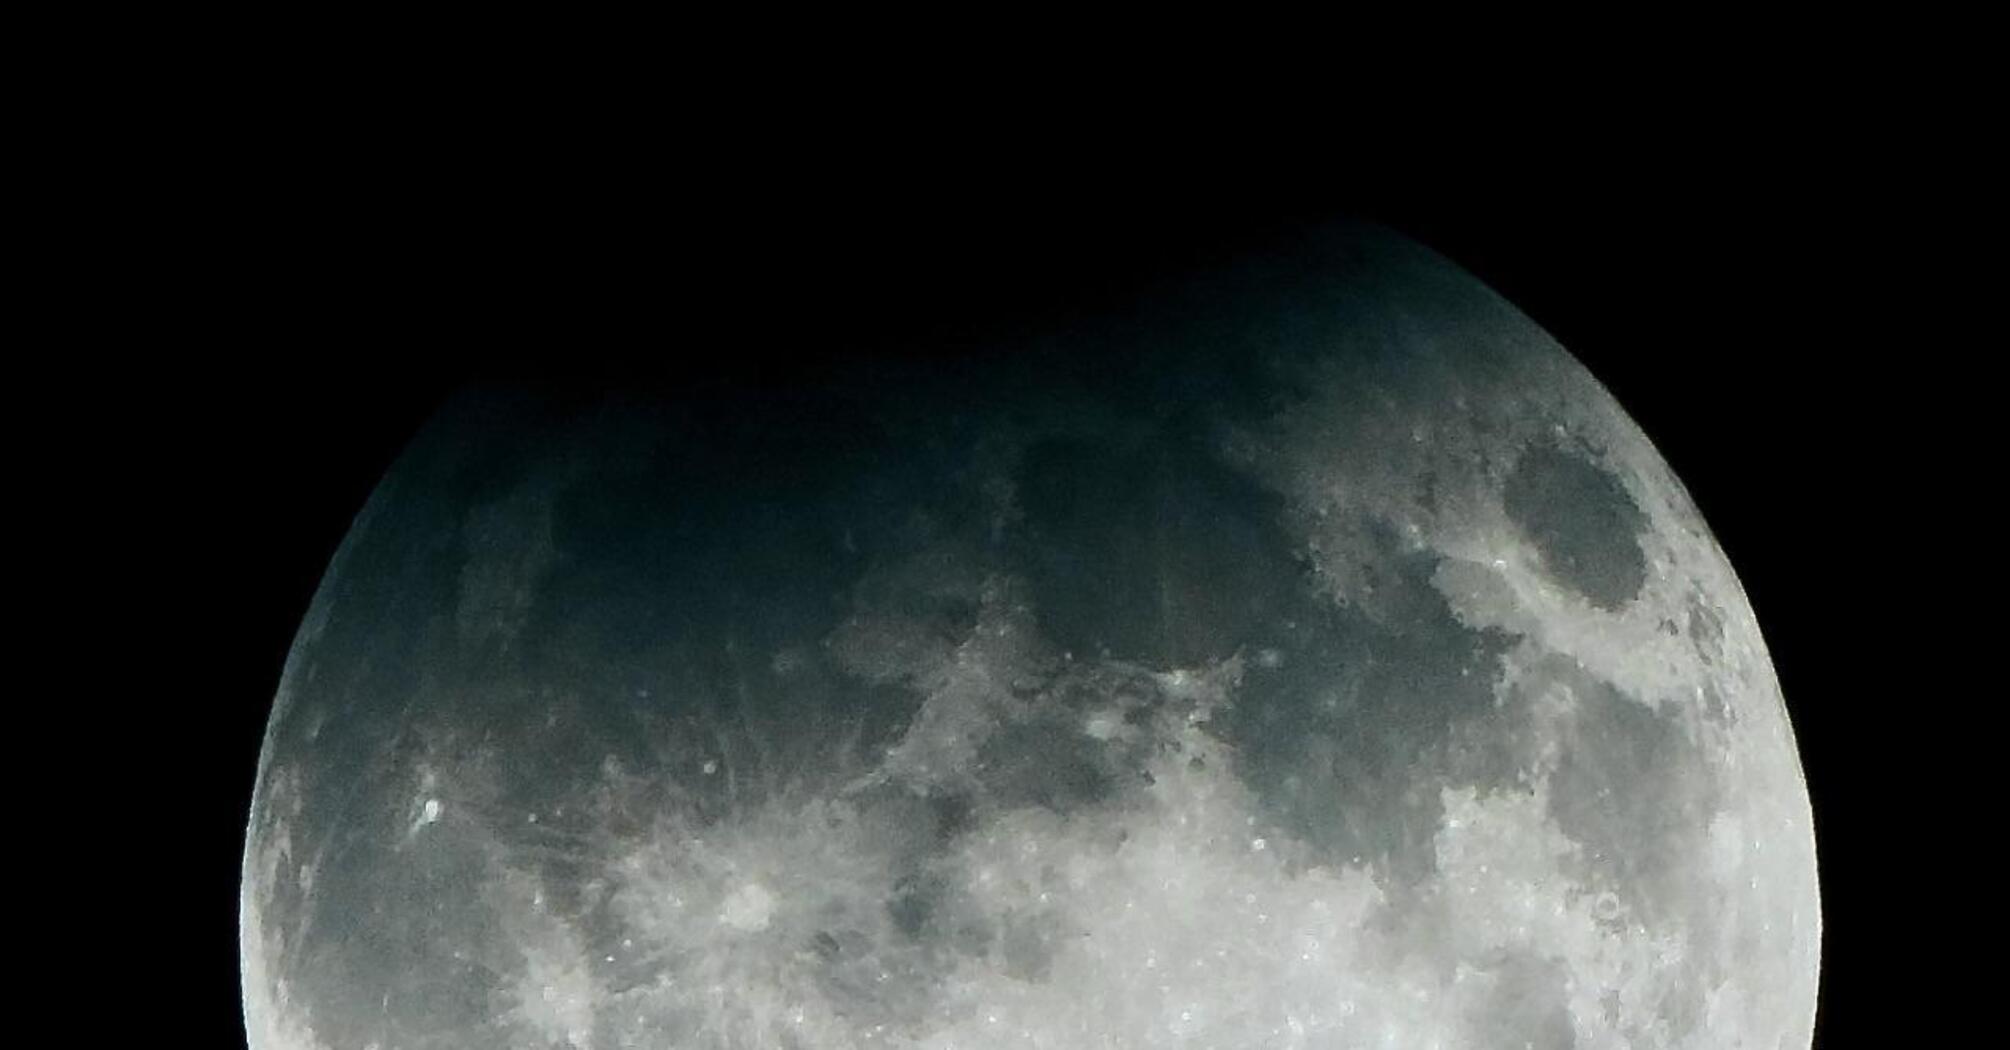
242, 226, 1820, 1049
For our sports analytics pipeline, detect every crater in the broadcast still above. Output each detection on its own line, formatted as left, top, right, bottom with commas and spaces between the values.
1502, 444, 1648, 611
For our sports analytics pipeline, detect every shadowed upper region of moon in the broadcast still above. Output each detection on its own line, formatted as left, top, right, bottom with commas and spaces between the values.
1012, 430, 1303, 668
241, 223, 1820, 1050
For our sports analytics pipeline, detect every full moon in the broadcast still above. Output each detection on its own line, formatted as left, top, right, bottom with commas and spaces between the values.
240, 225, 1820, 1048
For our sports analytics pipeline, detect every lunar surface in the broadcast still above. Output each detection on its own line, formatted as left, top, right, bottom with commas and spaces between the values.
240, 225, 1820, 1049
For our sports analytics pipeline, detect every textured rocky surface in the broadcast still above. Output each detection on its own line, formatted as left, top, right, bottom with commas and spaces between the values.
242, 226, 1819, 1049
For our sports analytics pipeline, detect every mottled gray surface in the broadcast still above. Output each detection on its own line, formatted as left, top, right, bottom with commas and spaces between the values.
241, 226, 1820, 1049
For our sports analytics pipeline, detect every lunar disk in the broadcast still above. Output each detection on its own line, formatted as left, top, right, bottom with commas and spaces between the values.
241, 225, 1820, 1049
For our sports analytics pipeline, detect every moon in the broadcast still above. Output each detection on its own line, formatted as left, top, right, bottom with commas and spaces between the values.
240, 224, 1820, 1048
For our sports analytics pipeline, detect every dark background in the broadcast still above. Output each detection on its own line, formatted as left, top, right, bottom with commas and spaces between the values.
120, 135, 1913, 1046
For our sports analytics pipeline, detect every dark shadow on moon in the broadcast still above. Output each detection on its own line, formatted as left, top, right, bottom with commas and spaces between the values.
1209, 519, 1521, 886
1477, 952, 1579, 1050
1011, 430, 1304, 669
1546, 669, 1720, 928
1504, 444, 1649, 611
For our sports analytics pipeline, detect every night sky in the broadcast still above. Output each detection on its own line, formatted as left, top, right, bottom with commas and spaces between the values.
120, 148, 1904, 1047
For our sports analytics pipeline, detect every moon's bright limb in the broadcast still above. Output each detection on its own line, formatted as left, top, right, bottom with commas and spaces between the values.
241, 226, 1819, 1049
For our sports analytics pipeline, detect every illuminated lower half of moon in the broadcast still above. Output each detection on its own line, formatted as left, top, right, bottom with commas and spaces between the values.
240, 227, 1820, 1049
